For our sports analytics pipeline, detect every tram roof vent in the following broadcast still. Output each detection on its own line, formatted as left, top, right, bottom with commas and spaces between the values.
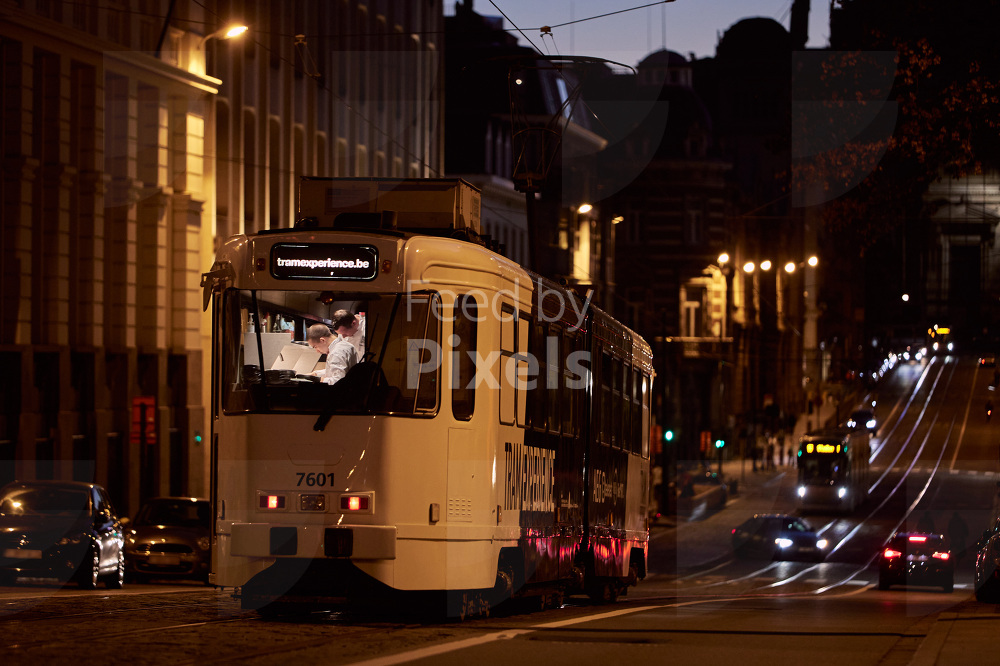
298, 177, 481, 235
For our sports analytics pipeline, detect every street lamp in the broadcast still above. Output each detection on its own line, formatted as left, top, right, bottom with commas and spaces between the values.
189, 23, 249, 77
198, 24, 249, 49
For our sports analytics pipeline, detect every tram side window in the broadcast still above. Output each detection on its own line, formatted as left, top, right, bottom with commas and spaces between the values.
641, 373, 651, 458
527, 320, 547, 431
623, 365, 633, 453
612, 357, 623, 448
561, 331, 580, 436
499, 304, 516, 425
452, 295, 477, 421
599, 351, 612, 446
546, 329, 560, 433
630, 368, 642, 454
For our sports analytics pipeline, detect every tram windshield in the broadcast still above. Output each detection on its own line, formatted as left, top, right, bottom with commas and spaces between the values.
220, 289, 441, 415
798, 454, 846, 486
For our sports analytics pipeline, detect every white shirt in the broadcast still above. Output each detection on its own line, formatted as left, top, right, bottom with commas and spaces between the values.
342, 314, 366, 363
321, 337, 358, 385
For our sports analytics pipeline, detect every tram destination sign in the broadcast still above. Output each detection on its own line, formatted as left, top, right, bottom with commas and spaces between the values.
270, 243, 379, 280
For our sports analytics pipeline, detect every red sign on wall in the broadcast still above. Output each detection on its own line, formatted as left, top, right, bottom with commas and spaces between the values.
130, 396, 157, 445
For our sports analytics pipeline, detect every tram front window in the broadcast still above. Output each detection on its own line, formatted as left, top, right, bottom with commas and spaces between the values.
221, 289, 441, 415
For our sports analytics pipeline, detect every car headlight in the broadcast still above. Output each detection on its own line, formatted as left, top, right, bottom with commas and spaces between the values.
197, 536, 210, 551
866, 419, 877, 429
837, 487, 847, 499
817, 539, 828, 549
797, 486, 806, 498
775, 538, 793, 549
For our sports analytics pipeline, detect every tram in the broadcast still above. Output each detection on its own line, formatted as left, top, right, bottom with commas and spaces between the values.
201, 178, 654, 616
795, 427, 870, 513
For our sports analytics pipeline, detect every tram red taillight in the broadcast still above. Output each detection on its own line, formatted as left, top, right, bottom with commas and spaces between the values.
260, 494, 285, 509
341, 495, 369, 511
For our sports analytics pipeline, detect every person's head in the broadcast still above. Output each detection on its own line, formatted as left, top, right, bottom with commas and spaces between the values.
306, 323, 335, 354
332, 309, 359, 338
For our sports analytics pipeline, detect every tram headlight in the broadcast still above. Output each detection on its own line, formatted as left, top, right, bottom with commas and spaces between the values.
837, 487, 847, 499
797, 486, 806, 498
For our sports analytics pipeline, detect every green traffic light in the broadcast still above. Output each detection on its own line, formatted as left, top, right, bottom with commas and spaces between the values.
714, 439, 725, 448
664, 430, 674, 441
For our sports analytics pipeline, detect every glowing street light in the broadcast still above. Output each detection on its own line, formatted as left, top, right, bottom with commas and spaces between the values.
199, 23, 249, 48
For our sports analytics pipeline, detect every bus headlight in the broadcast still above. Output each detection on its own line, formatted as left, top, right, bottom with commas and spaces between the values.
797, 486, 806, 498
837, 487, 847, 499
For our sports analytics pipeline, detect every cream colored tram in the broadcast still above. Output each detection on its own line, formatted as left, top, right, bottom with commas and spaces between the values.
201, 178, 653, 615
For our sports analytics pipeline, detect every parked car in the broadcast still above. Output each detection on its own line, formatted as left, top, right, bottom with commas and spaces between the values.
731, 514, 828, 561
974, 518, 1000, 602
878, 532, 953, 592
125, 497, 211, 583
0, 480, 128, 588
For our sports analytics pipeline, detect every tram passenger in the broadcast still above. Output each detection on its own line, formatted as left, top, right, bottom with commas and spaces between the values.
332, 309, 366, 362
306, 323, 357, 385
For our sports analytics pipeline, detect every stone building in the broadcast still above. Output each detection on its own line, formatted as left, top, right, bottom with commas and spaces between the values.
0, 0, 443, 514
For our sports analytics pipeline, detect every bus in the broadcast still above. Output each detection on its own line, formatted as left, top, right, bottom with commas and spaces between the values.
201, 177, 654, 617
927, 325, 954, 355
796, 427, 870, 513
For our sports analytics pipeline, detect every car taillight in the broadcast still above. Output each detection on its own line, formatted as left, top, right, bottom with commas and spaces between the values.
932, 551, 950, 560
883, 548, 902, 559
908, 536, 928, 543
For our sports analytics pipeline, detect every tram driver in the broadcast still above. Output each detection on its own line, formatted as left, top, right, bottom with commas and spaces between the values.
306, 323, 357, 385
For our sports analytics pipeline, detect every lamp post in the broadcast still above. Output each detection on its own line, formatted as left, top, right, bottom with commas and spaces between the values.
189, 24, 249, 77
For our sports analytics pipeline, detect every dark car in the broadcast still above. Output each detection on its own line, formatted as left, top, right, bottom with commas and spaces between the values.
878, 532, 953, 592
125, 497, 211, 583
974, 518, 1000, 602
731, 514, 828, 561
847, 409, 877, 436
0, 480, 127, 588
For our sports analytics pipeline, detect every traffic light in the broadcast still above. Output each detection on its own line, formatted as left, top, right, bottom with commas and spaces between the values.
194, 431, 203, 445
664, 429, 674, 442
714, 438, 725, 449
